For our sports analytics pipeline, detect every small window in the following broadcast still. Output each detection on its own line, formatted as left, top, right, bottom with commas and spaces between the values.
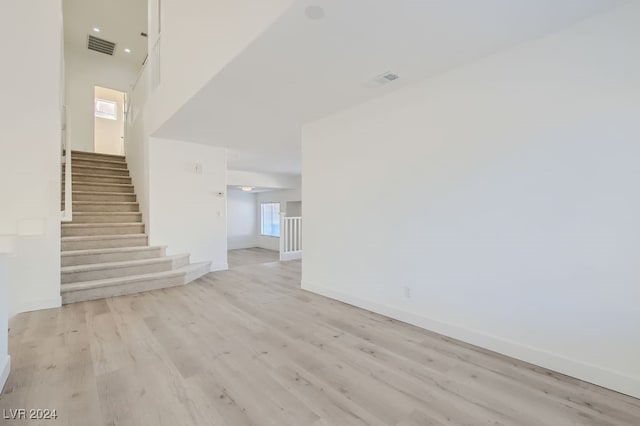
95, 99, 117, 120
261, 203, 281, 237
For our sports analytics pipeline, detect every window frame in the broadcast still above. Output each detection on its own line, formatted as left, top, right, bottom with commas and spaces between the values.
95, 98, 118, 120
260, 202, 281, 238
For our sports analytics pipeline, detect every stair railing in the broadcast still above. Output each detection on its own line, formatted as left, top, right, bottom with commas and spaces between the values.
279, 213, 302, 261
61, 105, 72, 222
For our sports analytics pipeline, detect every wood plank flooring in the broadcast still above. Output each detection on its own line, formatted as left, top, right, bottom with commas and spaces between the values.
228, 248, 279, 269
1, 251, 639, 425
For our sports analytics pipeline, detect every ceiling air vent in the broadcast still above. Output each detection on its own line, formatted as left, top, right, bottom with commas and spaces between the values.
367, 72, 401, 88
87, 35, 116, 56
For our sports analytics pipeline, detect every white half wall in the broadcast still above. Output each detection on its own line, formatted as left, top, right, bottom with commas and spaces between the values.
1, 0, 63, 317
148, 138, 228, 271
227, 190, 258, 250
256, 187, 301, 251
302, 3, 640, 398
65, 45, 139, 152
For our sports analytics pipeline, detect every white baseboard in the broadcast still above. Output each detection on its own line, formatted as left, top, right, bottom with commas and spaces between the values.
280, 251, 302, 261
10, 296, 62, 317
302, 281, 640, 399
209, 263, 228, 272
0, 355, 10, 393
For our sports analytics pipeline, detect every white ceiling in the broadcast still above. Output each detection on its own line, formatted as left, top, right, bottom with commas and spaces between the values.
63, 0, 148, 66
155, 0, 629, 174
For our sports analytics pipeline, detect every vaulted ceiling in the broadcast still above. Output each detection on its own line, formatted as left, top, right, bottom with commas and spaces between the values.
155, 0, 629, 174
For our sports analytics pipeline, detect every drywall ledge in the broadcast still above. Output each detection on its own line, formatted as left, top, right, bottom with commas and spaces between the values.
302, 281, 640, 399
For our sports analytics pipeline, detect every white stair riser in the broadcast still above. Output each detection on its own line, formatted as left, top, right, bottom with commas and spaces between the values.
71, 153, 125, 162
65, 175, 132, 185
68, 193, 136, 202
62, 236, 148, 251
62, 224, 145, 237
71, 214, 142, 224
72, 159, 128, 169
65, 165, 129, 177
68, 183, 135, 193
62, 257, 189, 283
65, 203, 140, 212
62, 247, 166, 267
62, 275, 184, 304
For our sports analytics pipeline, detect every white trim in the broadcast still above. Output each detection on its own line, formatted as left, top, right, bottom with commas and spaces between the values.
209, 263, 228, 272
0, 355, 10, 393
302, 281, 640, 399
280, 251, 302, 261
11, 297, 62, 317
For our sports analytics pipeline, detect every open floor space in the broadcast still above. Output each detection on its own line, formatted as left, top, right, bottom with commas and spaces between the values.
2, 256, 639, 425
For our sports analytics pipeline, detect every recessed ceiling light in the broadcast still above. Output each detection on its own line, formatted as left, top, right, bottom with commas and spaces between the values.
240, 186, 254, 192
124, 48, 131, 53
93, 27, 100, 33
305, 6, 325, 20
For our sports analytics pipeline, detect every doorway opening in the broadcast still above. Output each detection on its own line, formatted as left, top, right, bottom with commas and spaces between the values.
94, 86, 126, 155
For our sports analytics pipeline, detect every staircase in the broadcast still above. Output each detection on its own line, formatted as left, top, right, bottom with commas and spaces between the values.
61, 150, 210, 304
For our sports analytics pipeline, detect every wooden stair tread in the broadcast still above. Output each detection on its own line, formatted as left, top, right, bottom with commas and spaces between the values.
61, 254, 189, 273
61, 246, 166, 257
62, 222, 143, 228
61, 233, 147, 241
61, 262, 210, 293
71, 150, 125, 159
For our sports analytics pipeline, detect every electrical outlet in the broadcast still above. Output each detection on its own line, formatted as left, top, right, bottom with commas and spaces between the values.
403, 287, 411, 299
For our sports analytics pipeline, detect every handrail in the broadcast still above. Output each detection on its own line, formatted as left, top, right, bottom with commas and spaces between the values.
60, 105, 72, 222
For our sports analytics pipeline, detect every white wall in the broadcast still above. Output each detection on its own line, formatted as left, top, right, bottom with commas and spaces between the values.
227, 190, 258, 250
302, 3, 640, 399
256, 187, 301, 251
227, 170, 300, 190
94, 86, 125, 156
148, 138, 228, 271
65, 45, 138, 152
145, 0, 295, 134
0, 251, 10, 392
0, 0, 63, 317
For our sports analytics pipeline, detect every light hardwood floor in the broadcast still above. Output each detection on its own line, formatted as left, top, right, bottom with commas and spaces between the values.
228, 247, 279, 269
1, 252, 639, 425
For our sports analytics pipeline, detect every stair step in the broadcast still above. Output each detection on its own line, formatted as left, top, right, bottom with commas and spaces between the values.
67, 201, 140, 213
60, 261, 211, 304
72, 158, 128, 169
61, 245, 166, 267
71, 150, 126, 162
62, 222, 144, 237
65, 165, 129, 177
71, 212, 142, 224
65, 191, 136, 202
183, 261, 211, 282
62, 234, 148, 251
61, 254, 190, 284
62, 245, 165, 266
68, 182, 135, 194
66, 173, 132, 185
